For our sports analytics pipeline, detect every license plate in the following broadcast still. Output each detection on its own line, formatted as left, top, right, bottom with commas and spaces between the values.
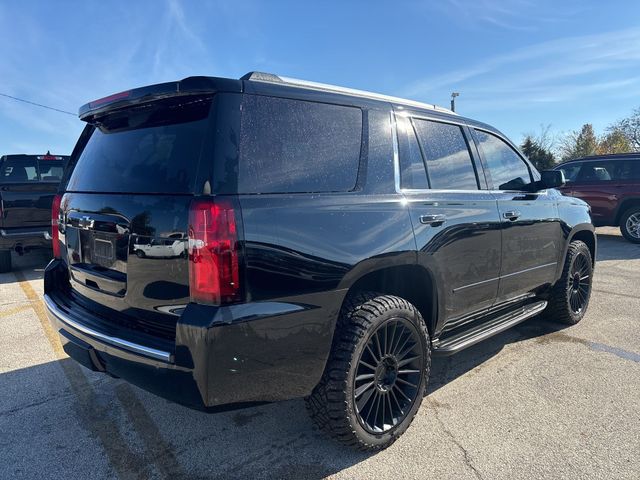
93, 238, 114, 264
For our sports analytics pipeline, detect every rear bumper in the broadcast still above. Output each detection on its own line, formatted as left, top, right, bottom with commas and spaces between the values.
44, 260, 342, 411
0, 227, 52, 250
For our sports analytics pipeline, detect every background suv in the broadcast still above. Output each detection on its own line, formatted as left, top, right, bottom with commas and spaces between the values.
555, 153, 640, 242
44, 72, 595, 450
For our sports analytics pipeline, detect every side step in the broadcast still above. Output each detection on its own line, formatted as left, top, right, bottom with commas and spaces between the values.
432, 300, 547, 356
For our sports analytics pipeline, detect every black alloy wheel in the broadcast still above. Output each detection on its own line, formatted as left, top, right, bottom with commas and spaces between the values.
354, 318, 424, 434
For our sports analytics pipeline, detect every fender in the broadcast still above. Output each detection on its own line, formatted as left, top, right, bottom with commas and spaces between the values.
554, 222, 596, 281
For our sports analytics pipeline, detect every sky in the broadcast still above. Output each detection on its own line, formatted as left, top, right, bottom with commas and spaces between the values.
1, 0, 640, 155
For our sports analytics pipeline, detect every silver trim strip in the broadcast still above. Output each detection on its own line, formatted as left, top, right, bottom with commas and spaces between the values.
43, 294, 173, 363
391, 111, 401, 193
255, 73, 456, 115
0, 229, 51, 239
453, 262, 557, 293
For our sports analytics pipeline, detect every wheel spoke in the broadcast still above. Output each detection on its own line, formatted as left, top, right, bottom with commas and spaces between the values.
394, 385, 412, 402
388, 321, 398, 357
365, 343, 380, 364
386, 394, 394, 424
380, 392, 387, 429
374, 331, 383, 359
396, 377, 418, 389
355, 381, 375, 399
396, 343, 416, 362
359, 359, 376, 371
390, 388, 404, 415
397, 355, 421, 368
356, 385, 376, 411
355, 373, 375, 382
393, 331, 412, 356
398, 369, 421, 375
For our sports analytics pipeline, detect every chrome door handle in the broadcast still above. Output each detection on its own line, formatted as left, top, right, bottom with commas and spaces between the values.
420, 214, 446, 226
503, 210, 521, 221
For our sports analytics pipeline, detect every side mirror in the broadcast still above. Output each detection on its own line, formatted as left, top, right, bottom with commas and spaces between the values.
540, 170, 565, 189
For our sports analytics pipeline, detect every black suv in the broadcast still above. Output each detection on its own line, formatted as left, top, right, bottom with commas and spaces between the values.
44, 73, 595, 450
0, 153, 67, 272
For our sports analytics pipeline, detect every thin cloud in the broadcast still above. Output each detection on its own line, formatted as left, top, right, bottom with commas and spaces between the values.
404, 27, 640, 108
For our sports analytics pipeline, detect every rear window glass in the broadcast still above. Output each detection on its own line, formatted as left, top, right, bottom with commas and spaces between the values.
66, 96, 212, 194
239, 96, 362, 193
0, 157, 64, 183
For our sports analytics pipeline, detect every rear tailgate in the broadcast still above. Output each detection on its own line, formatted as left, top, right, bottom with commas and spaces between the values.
57, 95, 214, 340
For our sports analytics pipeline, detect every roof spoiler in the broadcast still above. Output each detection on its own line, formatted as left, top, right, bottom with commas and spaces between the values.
78, 76, 241, 122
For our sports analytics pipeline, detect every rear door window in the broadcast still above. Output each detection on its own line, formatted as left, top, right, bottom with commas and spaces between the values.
558, 163, 582, 183
239, 95, 362, 193
474, 130, 532, 190
413, 119, 478, 190
397, 116, 428, 189
66, 96, 212, 194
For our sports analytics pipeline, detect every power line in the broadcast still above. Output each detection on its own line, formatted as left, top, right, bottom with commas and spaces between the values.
0, 92, 76, 116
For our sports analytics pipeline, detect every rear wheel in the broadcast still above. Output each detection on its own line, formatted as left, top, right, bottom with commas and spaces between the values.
305, 293, 430, 450
544, 240, 593, 325
0, 250, 11, 273
620, 207, 640, 244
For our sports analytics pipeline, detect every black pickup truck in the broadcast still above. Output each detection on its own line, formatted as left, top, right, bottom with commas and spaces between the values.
0, 153, 67, 272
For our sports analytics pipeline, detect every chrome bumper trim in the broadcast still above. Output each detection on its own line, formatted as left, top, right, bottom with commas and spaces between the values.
43, 294, 173, 363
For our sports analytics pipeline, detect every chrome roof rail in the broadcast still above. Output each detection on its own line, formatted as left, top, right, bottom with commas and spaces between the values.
241, 71, 456, 115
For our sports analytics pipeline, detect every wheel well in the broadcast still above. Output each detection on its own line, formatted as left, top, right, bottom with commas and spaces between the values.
343, 265, 437, 335
615, 198, 640, 224
571, 230, 596, 262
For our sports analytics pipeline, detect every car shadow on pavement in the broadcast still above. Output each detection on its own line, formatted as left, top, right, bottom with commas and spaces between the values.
595, 233, 640, 261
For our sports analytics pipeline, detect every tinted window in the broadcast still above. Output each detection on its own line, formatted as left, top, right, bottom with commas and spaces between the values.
558, 162, 582, 182
0, 158, 39, 183
0, 157, 63, 183
397, 116, 428, 189
38, 162, 63, 182
413, 119, 478, 190
573, 160, 640, 182
67, 96, 212, 194
475, 130, 531, 190
239, 96, 362, 193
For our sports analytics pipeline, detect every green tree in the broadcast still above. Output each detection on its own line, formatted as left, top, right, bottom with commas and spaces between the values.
520, 136, 556, 170
559, 124, 598, 161
608, 107, 640, 151
597, 129, 631, 155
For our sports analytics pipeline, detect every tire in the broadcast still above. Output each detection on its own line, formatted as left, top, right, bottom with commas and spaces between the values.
305, 293, 430, 451
619, 207, 640, 244
135, 250, 146, 258
544, 240, 593, 325
0, 250, 11, 273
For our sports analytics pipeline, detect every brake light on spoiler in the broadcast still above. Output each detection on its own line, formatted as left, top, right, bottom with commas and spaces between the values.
38, 155, 64, 161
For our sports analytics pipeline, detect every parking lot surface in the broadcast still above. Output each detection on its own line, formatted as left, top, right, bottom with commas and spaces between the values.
1, 227, 638, 480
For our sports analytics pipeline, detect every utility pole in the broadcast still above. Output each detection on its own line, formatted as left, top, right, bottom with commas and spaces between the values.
450, 92, 459, 112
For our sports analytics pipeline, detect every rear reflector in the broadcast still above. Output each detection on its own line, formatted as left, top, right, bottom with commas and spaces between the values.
188, 198, 240, 305
51, 194, 62, 258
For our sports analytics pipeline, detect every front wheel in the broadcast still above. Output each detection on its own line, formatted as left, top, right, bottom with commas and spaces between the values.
544, 240, 593, 325
305, 293, 430, 451
620, 207, 640, 243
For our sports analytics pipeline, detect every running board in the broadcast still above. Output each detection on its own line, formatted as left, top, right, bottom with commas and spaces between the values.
432, 300, 547, 356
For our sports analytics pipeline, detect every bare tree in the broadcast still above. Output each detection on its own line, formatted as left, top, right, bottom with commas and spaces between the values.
608, 107, 640, 151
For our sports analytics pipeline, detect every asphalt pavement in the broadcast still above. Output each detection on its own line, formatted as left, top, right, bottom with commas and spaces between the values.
1, 227, 638, 479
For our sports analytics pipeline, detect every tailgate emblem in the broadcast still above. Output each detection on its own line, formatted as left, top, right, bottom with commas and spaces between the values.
78, 216, 95, 230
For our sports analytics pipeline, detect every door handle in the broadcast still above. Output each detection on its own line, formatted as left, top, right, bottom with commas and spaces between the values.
420, 214, 446, 226
503, 210, 521, 221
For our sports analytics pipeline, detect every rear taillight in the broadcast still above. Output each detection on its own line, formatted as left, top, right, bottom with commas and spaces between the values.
51, 194, 62, 258
188, 198, 240, 305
